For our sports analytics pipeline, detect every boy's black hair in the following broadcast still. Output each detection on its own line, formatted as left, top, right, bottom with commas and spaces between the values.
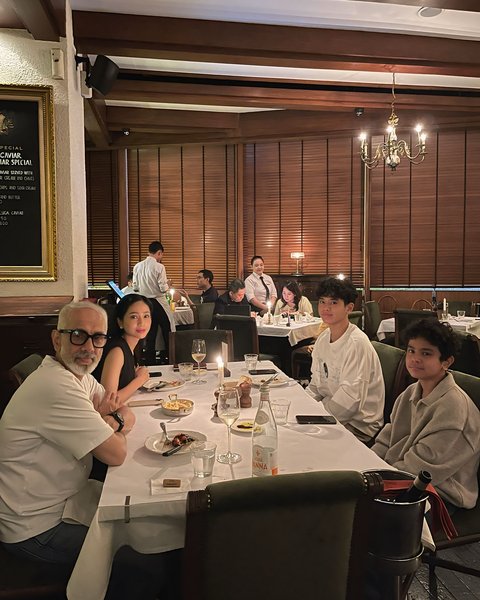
403, 318, 458, 361
315, 276, 358, 305
148, 241, 164, 254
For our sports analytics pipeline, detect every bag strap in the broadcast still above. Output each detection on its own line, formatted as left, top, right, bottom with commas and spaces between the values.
382, 480, 457, 540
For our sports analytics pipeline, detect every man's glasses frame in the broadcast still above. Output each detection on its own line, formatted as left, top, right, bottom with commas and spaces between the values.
58, 329, 109, 348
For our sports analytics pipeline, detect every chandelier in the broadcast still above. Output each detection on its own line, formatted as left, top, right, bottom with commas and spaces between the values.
359, 74, 427, 171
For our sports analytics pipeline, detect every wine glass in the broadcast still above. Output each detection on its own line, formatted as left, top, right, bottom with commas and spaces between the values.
191, 338, 207, 384
216, 388, 241, 464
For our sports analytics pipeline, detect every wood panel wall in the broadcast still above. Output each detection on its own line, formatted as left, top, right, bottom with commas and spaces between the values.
86, 128, 480, 292
370, 129, 480, 287
243, 138, 363, 285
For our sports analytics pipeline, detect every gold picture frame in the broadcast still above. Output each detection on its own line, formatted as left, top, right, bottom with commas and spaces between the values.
0, 85, 56, 281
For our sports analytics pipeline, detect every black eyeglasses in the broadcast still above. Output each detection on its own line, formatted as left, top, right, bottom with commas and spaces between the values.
58, 329, 109, 348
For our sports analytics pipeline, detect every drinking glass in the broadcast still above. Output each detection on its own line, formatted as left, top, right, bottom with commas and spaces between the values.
244, 353, 258, 372
178, 362, 194, 382
457, 310, 466, 318
191, 339, 207, 384
190, 441, 217, 477
216, 388, 241, 464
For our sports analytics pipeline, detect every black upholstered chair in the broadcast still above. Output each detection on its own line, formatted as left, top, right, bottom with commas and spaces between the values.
393, 309, 438, 348
8, 353, 43, 391
191, 303, 215, 329
348, 310, 363, 328
183, 470, 382, 600
422, 370, 480, 581
168, 329, 233, 364
371, 342, 410, 424
213, 314, 279, 364
451, 331, 480, 377
448, 300, 473, 317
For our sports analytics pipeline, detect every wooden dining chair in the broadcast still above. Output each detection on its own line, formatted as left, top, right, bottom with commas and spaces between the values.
183, 470, 382, 600
377, 294, 398, 319
411, 298, 432, 310
191, 302, 215, 329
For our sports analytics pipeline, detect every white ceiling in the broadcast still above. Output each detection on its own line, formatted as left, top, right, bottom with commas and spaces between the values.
71, 0, 480, 116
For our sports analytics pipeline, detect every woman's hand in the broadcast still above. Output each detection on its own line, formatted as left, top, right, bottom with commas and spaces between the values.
135, 365, 150, 385
93, 390, 123, 416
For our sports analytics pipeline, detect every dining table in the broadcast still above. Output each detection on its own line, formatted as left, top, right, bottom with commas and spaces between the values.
377, 316, 480, 341
256, 315, 324, 346
67, 362, 391, 600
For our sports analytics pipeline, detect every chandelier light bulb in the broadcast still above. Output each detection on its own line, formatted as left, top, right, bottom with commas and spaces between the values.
359, 73, 427, 172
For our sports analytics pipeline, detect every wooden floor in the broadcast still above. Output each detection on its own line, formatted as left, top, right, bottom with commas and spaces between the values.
408, 544, 480, 599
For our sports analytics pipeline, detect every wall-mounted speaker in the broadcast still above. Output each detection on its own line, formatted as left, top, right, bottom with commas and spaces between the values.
86, 55, 119, 96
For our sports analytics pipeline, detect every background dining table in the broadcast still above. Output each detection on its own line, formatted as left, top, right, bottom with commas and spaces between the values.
67, 362, 390, 600
377, 316, 480, 341
256, 316, 323, 346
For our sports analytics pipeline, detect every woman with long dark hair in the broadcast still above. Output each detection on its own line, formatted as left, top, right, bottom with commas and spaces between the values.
94, 294, 152, 403
274, 281, 313, 316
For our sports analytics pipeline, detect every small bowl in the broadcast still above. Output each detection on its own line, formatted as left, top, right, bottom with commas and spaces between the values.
161, 398, 194, 417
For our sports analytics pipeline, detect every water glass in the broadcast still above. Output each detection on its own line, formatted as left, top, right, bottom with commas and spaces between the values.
190, 441, 217, 478
178, 362, 194, 381
457, 310, 466, 318
271, 398, 291, 425
244, 353, 258, 371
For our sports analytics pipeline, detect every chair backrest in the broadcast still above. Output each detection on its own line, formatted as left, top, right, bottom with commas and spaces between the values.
8, 354, 43, 390
377, 294, 398, 318
183, 470, 381, 600
393, 308, 438, 348
371, 342, 409, 423
451, 332, 480, 377
214, 314, 259, 360
364, 301, 382, 339
191, 302, 216, 329
348, 310, 363, 328
448, 300, 474, 317
168, 329, 233, 364
411, 298, 432, 310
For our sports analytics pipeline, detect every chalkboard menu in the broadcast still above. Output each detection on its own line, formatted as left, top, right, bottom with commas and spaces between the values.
0, 86, 56, 281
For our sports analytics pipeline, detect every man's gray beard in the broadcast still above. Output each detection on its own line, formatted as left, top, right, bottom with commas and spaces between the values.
60, 349, 100, 377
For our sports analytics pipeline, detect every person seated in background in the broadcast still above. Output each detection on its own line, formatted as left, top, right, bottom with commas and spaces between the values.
93, 294, 152, 404
0, 302, 135, 569
214, 278, 250, 315
121, 272, 135, 296
179, 269, 218, 305
274, 280, 313, 317
306, 276, 384, 443
245, 255, 277, 315
372, 319, 480, 510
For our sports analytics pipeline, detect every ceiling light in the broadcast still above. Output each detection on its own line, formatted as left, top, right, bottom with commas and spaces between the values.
359, 74, 427, 172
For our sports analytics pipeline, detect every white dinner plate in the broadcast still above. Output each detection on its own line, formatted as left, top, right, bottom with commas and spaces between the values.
144, 430, 206, 455
231, 419, 262, 434
250, 375, 290, 388
142, 379, 186, 392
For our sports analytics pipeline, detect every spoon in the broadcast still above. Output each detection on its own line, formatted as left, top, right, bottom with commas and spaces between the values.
160, 422, 172, 444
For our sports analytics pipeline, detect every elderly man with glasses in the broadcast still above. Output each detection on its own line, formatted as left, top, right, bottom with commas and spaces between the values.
0, 301, 135, 570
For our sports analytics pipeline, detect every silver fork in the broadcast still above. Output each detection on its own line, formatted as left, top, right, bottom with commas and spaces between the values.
160, 422, 172, 443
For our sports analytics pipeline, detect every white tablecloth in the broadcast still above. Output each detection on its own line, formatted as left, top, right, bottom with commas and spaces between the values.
377, 316, 480, 341
257, 318, 323, 346
173, 306, 194, 326
67, 361, 390, 600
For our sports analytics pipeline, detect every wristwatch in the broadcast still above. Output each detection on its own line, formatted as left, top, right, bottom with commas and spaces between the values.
109, 410, 125, 433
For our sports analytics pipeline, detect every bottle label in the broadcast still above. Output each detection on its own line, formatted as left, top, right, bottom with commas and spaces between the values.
254, 409, 270, 425
252, 444, 278, 476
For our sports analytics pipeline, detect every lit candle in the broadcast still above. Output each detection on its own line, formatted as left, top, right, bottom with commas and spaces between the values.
443, 298, 447, 312
266, 301, 272, 313
217, 356, 224, 387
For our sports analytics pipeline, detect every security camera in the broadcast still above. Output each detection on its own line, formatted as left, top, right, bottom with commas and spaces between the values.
355, 107, 364, 117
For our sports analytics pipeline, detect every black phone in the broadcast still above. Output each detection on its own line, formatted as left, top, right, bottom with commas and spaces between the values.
149, 371, 162, 377
248, 369, 278, 375
295, 415, 337, 425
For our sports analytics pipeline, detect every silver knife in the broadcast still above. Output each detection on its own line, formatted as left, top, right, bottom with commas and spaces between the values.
162, 436, 194, 457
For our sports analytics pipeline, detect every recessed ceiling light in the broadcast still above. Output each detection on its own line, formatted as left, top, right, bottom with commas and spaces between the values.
417, 7, 444, 18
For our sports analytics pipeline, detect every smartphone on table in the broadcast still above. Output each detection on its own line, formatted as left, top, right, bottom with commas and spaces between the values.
248, 369, 277, 375
295, 415, 337, 425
